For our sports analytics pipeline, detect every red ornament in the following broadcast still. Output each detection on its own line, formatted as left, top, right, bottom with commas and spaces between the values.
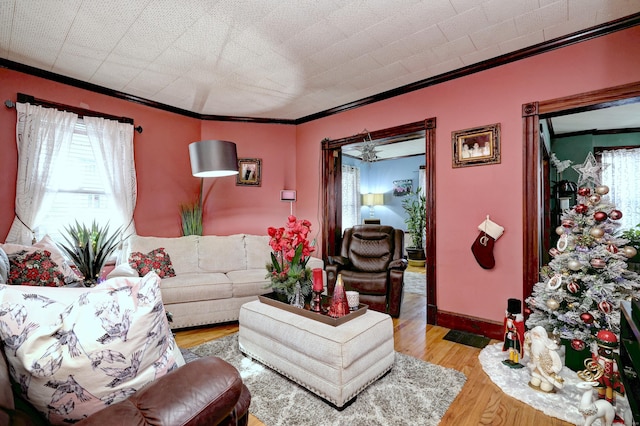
609, 210, 623, 220
567, 281, 580, 294
562, 219, 575, 228
598, 300, 612, 314
606, 243, 619, 254
574, 204, 588, 214
571, 339, 586, 351
580, 312, 594, 324
590, 258, 606, 268
549, 248, 560, 257
593, 211, 608, 222
577, 187, 591, 197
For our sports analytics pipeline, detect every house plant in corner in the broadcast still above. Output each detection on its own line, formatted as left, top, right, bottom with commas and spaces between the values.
266, 215, 315, 307
402, 187, 427, 267
621, 223, 640, 271
58, 220, 123, 286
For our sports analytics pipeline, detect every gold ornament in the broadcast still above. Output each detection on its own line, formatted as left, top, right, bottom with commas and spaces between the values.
622, 246, 638, 258
546, 298, 560, 310
588, 194, 601, 204
595, 185, 609, 195
589, 227, 604, 239
556, 226, 565, 236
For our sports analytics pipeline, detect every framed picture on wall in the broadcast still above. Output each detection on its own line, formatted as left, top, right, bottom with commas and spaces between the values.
236, 158, 262, 186
452, 123, 501, 168
392, 179, 412, 197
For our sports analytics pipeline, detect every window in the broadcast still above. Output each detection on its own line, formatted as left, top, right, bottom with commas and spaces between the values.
341, 165, 360, 229
599, 146, 640, 231
36, 119, 120, 242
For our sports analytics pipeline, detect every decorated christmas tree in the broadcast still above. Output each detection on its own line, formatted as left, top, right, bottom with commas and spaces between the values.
526, 152, 640, 353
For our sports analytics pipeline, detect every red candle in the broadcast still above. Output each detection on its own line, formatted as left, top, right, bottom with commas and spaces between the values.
312, 268, 323, 292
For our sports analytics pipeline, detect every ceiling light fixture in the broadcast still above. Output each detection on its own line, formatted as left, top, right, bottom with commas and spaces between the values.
357, 130, 379, 162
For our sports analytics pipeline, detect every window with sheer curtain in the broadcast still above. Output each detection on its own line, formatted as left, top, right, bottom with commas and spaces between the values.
7, 101, 137, 245
37, 120, 121, 242
342, 165, 360, 229
600, 147, 640, 231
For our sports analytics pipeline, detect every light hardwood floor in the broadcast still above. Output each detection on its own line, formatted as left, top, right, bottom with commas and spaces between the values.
174, 292, 573, 426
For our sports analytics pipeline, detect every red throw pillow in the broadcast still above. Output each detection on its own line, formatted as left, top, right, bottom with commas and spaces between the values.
128, 247, 176, 278
8, 249, 66, 287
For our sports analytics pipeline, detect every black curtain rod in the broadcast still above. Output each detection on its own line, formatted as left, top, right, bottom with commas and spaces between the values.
4, 93, 143, 133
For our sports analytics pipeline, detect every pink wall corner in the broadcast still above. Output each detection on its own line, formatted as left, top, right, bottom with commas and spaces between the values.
198, 120, 297, 235
296, 26, 640, 324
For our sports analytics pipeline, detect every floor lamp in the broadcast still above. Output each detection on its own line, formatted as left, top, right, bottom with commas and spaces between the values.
188, 140, 239, 231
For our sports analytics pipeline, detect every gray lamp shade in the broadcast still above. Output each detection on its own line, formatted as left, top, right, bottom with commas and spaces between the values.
189, 140, 239, 177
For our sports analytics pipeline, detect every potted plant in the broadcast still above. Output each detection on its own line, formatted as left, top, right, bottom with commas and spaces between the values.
58, 220, 123, 286
402, 187, 426, 266
179, 197, 202, 236
621, 223, 640, 271
265, 216, 316, 306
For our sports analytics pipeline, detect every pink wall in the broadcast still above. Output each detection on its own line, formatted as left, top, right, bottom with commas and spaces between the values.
2, 26, 640, 326
198, 120, 297, 235
296, 26, 640, 324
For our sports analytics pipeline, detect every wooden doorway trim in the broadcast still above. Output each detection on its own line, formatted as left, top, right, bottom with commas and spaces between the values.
322, 118, 437, 324
522, 81, 640, 306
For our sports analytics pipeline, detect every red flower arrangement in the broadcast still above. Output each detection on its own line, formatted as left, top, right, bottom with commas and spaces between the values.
266, 216, 315, 300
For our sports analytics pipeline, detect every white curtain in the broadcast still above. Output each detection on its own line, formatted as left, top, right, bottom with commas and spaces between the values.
342, 165, 360, 229
601, 147, 640, 231
6, 103, 77, 244
84, 116, 137, 236
419, 167, 426, 197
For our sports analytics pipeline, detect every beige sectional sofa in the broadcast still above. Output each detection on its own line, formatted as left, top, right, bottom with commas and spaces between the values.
109, 234, 324, 329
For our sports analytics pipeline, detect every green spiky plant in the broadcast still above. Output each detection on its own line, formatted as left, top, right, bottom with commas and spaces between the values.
58, 220, 123, 284
179, 199, 202, 236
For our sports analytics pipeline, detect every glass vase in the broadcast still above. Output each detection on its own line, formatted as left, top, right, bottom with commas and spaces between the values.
289, 281, 305, 309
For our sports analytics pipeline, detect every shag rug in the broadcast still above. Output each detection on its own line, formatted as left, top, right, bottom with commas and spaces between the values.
186, 334, 466, 426
404, 271, 426, 295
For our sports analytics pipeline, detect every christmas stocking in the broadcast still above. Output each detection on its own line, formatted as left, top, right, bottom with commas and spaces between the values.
471, 216, 504, 269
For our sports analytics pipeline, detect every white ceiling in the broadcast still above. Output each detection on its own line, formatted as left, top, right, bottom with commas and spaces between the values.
550, 102, 640, 135
2, 1, 639, 121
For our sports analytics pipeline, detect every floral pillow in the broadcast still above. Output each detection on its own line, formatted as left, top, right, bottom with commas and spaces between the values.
0, 272, 184, 424
1, 235, 79, 284
128, 247, 176, 278
8, 249, 66, 287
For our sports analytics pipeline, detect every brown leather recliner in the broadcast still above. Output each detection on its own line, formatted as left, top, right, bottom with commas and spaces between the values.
326, 225, 408, 317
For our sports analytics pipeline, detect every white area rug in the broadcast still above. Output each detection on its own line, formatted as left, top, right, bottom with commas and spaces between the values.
187, 334, 466, 426
404, 271, 426, 295
479, 342, 632, 425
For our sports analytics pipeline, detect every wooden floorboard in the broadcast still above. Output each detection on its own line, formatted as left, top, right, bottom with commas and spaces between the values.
174, 291, 573, 426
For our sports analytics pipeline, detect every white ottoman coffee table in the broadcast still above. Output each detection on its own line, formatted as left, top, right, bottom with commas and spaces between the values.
238, 299, 394, 408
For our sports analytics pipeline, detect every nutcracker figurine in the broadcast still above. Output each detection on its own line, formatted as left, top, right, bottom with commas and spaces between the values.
502, 298, 525, 368
578, 329, 626, 424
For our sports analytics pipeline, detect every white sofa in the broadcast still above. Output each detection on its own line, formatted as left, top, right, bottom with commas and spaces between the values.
109, 234, 324, 329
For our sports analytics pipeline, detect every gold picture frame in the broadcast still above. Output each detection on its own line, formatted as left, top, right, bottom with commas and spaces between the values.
452, 123, 501, 168
236, 158, 261, 186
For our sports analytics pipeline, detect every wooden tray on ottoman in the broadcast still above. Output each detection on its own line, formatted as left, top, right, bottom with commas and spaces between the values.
258, 292, 367, 326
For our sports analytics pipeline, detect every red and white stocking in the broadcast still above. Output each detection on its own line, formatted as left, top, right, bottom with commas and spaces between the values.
471, 217, 504, 269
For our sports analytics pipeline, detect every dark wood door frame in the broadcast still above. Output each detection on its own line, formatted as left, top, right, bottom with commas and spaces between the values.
321, 118, 437, 324
522, 81, 640, 306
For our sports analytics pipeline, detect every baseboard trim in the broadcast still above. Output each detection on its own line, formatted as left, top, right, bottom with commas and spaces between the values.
436, 310, 503, 341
